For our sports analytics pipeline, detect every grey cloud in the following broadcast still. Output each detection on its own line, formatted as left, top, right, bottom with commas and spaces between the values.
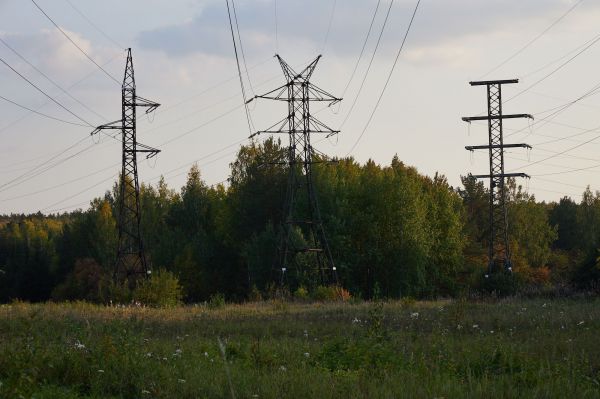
136, 0, 597, 58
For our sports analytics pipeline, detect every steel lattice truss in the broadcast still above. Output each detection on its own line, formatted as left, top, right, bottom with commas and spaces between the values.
250, 55, 341, 286
463, 80, 532, 274
92, 48, 160, 280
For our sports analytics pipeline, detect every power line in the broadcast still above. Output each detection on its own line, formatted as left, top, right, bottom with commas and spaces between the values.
533, 162, 600, 177
321, 0, 338, 52
274, 0, 279, 52
144, 68, 289, 137
0, 136, 89, 192
159, 103, 245, 147
0, 52, 121, 136
533, 124, 600, 146
340, 0, 382, 99
346, 0, 421, 156
0, 56, 94, 127
480, 0, 584, 79
510, 133, 600, 172
225, 0, 254, 135
43, 141, 248, 214
505, 33, 600, 103
40, 173, 117, 212
63, 0, 124, 50
45, 200, 92, 214
0, 130, 120, 194
230, 0, 255, 97
521, 30, 600, 79
0, 36, 107, 121
0, 94, 88, 127
506, 80, 600, 138
339, 0, 395, 129
0, 162, 118, 201
150, 145, 243, 183
30, 0, 121, 85
137, 57, 271, 123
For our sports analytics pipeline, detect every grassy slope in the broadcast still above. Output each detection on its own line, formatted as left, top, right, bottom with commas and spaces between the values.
0, 299, 599, 398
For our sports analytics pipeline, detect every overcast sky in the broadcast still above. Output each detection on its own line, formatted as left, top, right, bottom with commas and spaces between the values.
1, 0, 600, 214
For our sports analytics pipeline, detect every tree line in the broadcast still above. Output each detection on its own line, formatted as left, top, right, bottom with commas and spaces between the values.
0, 138, 598, 303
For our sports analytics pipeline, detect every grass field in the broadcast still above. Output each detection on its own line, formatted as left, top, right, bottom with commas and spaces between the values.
0, 298, 599, 398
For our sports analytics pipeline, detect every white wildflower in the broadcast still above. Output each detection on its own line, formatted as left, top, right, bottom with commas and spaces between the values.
279, 366, 287, 372
578, 321, 585, 326
304, 352, 310, 358
142, 390, 150, 395
204, 351, 209, 357
74, 341, 86, 350
178, 379, 186, 384
97, 370, 104, 373
472, 324, 479, 329
410, 312, 419, 319
352, 317, 360, 324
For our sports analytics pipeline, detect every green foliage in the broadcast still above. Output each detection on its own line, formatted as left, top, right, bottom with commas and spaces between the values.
294, 285, 309, 300
1, 142, 598, 303
311, 285, 338, 301
51, 258, 108, 302
248, 284, 263, 302
1, 299, 600, 397
207, 293, 226, 309
480, 272, 521, 297
133, 269, 183, 307
105, 279, 133, 304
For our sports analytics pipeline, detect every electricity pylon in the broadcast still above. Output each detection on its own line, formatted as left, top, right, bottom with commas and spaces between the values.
248, 55, 341, 286
462, 79, 532, 274
92, 48, 160, 280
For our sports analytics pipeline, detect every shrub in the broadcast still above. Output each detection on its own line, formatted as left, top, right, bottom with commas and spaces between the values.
208, 293, 226, 309
133, 269, 183, 307
248, 284, 263, 302
311, 285, 351, 302
294, 285, 309, 301
51, 258, 108, 302
105, 279, 133, 304
480, 271, 521, 297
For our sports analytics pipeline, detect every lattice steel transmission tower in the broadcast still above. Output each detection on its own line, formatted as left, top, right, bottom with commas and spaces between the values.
462, 79, 532, 274
92, 48, 160, 280
249, 55, 341, 286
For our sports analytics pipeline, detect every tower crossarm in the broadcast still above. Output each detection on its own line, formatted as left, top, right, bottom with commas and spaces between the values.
135, 96, 160, 114
471, 173, 530, 179
462, 114, 533, 122
90, 119, 122, 136
466, 144, 532, 151
135, 142, 161, 159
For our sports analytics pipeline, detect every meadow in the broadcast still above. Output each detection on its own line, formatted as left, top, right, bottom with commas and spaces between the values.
0, 297, 599, 398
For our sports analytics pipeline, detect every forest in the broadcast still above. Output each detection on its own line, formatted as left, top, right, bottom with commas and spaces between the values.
0, 138, 599, 304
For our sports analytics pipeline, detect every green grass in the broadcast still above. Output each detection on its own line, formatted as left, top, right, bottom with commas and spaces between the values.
0, 298, 599, 398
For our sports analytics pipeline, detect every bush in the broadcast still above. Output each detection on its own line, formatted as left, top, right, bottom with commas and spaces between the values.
104, 279, 133, 304
133, 269, 183, 307
208, 293, 226, 309
248, 284, 263, 302
480, 271, 521, 297
51, 258, 108, 302
311, 285, 351, 302
294, 285, 309, 301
